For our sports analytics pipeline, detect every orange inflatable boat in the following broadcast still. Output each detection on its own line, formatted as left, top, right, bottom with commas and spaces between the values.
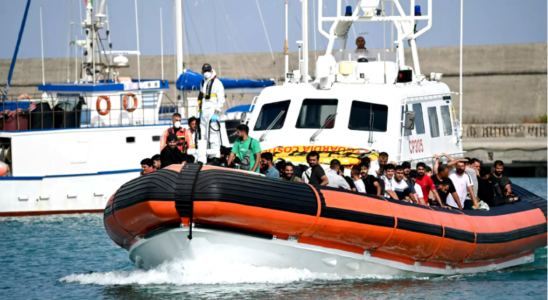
104, 163, 547, 274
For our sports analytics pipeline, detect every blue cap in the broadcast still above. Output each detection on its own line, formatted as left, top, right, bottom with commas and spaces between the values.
345, 5, 352, 16
414, 5, 421, 16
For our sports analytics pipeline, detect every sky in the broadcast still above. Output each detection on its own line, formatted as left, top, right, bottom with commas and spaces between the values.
0, 0, 546, 60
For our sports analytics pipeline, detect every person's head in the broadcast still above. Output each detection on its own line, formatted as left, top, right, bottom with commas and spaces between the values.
330, 159, 341, 172
356, 36, 366, 49
202, 63, 213, 79
167, 134, 178, 149
172, 113, 182, 129
438, 164, 450, 178
236, 124, 249, 140
384, 163, 395, 179
188, 117, 197, 131
416, 162, 427, 177
140, 158, 155, 174
360, 156, 371, 167
351, 165, 361, 178
401, 161, 411, 176
470, 158, 481, 171
151, 154, 161, 169
480, 168, 490, 179
463, 157, 471, 166
378, 152, 389, 166
494, 160, 504, 176
455, 160, 466, 175
409, 169, 418, 182
425, 166, 433, 176
284, 162, 295, 179
276, 160, 287, 177
395, 165, 404, 182
307, 151, 320, 167
338, 166, 346, 176
437, 182, 450, 193
360, 163, 369, 178
261, 152, 274, 168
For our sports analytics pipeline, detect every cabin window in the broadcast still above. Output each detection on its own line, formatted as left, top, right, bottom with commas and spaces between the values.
427, 107, 440, 138
254, 100, 290, 131
440, 105, 453, 136
401, 106, 412, 136
348, 101, 388, 132
412, 103, 425, 134
296, 99, 338, 129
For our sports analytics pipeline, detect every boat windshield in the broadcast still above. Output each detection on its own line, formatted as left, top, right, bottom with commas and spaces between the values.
333, 49, 397, 63
296, 99, 338, 129
254, 100, 290, 131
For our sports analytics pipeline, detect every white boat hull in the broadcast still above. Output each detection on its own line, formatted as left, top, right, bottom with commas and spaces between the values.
128, 226, 536, 276
0, 171, 138, 216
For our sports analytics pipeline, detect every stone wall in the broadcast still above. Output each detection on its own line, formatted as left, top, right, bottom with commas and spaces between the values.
1, 43, 546, 124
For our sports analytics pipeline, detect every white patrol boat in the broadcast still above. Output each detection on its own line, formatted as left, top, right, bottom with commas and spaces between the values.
0, 0, 273, 216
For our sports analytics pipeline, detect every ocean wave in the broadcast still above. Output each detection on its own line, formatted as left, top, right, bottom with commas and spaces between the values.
0, 213, 102, 223
59, 258, 417, 286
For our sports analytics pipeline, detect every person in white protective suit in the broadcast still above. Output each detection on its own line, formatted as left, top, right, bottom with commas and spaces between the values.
198, 63, 225, 158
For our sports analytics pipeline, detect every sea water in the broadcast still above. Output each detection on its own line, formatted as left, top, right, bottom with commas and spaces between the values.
1, 178, 546, 299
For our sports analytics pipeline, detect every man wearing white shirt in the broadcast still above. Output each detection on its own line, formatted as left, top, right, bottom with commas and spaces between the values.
351, 165, 366, 193
446, 161, 480, 210
326, 160, 351, 190
368, 152, 389, 177
381, 164, 398, 199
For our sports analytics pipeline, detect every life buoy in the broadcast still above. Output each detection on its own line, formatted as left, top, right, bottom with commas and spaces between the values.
123, 93, 138, 113
18, 94, 31, 100
96, 96, 111, 116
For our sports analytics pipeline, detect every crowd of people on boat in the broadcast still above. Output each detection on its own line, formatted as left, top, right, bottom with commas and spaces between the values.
139, 114, 518, 210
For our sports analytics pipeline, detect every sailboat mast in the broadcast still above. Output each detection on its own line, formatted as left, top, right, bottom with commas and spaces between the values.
175, 0, 184, 77
3, 0, 32, 100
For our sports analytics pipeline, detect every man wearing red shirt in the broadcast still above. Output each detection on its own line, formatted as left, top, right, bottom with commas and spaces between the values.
415, 162, 445, 207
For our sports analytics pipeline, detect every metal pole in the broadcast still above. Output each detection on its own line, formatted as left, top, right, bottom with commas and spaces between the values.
3, 0, 32, 100
175, 0, 184, 77
391, 1, 394, 52
284, 1, 289, 82
134, 0, 141, 85
160, 8, 165, 81
301, 0, 309, 83
40, 7, 45, 85
459, 0, 463, 131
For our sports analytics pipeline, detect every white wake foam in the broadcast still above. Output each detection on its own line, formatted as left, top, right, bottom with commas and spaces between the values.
60, 258, 404, 286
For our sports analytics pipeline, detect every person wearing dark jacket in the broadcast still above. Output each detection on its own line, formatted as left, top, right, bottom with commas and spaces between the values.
161, 134, 186, 168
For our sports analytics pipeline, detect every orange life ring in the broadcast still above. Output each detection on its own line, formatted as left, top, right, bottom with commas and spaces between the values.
96, 96, 111, 116
123, 93, 138, 113
18, 94, 31, 100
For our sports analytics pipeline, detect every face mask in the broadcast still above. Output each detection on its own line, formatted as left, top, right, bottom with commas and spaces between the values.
203, 72, 212, 79
174, 121, 181, 128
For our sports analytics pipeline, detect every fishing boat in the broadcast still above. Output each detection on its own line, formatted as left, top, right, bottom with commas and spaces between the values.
0, 0, 274, 216
104, 0, 547, 275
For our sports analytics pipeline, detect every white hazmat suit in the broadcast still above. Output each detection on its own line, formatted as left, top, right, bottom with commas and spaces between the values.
199, 69, 225, 157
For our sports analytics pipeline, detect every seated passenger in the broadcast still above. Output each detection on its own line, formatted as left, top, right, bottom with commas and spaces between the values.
401, 161, 417, 195
351, 165, 366, 193
446, 161, 480, 210
478, 168, 494, 206
303, 151, 329, 185
338, 167, 357, 191
490, 160, 519, 203
140, 158, 156, 176
151, 154, 161, 170
261, 152, 279, 179
276, 160, 287, 178
360, 164, 381, 196
326, 159, 351, 190
282, 163, 302, 182
431, 164, 460, 209
415, 162, 445, 208
425, 165, 433, 177
393, 165, 418, 203
160, 134, 186, 168
369, 152, 389, 177
408, 170, 426, 205
381, 164, 398, 199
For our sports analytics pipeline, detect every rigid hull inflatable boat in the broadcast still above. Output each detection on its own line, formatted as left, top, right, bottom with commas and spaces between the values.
104, 164, 547, 275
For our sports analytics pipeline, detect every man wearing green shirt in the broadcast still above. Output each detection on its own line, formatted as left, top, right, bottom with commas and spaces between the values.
227, 124, 262, 173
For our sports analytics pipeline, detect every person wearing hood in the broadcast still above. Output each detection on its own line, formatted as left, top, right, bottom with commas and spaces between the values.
161, 134, 187, 168
198, 63, 225, 158
160, 113, 187, 153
